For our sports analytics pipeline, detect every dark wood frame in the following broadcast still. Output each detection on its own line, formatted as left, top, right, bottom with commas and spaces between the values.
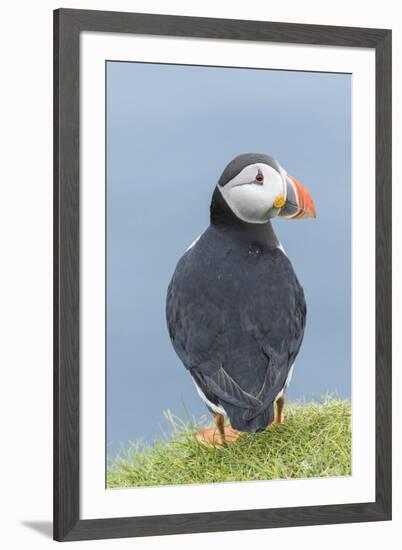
54, 8, 392, 542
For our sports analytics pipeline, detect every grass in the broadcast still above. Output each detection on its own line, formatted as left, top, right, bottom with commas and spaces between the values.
107, 398, 351, 488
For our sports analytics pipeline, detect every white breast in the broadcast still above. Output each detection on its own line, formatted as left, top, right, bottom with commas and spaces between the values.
186, 234, 201, 251
277, 242, 287, 256
275, 363, 295, 400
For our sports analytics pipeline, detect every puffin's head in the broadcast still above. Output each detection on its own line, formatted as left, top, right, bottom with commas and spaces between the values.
216, 153, 316, 224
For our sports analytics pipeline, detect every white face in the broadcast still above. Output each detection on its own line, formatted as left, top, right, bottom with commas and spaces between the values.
218, 163, 286, 223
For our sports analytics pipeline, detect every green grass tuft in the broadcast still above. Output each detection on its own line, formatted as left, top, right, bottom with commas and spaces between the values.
107, 398, 351, 488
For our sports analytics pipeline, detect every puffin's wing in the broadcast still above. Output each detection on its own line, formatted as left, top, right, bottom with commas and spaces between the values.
166, 253, 263, 412
256, 279, 307, 409
166, 258, 225, 372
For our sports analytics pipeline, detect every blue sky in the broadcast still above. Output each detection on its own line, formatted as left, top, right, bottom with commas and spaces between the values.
106, 61, 351, 456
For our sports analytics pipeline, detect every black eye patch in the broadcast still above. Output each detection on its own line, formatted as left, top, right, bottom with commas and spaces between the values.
218, 154, 281, 187
255, 170, 264, 183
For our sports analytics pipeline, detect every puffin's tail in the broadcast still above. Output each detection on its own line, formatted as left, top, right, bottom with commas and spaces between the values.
223, 401, 275, 433
198, 349, 289, 433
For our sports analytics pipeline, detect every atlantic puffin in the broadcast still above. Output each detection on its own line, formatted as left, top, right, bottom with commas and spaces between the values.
166, 153, 316, 446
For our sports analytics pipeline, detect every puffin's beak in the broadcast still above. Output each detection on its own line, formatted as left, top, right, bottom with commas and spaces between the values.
279, 175, 317, 219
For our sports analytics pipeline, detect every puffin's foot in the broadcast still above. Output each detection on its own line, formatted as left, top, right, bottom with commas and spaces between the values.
270, 414, 285, 426
270, 395, 285, 427
196, 426, 242, 447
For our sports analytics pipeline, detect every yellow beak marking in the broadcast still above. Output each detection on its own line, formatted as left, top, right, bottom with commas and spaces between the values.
274, 195, 286, 209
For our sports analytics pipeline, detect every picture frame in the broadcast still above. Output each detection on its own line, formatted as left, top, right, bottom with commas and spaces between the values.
53, 8, 392, 542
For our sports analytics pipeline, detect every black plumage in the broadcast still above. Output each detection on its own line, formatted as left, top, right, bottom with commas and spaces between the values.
166, 155, 307, 433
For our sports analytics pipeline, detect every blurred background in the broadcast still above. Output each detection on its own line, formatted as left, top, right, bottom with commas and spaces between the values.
106, 61, 351, 458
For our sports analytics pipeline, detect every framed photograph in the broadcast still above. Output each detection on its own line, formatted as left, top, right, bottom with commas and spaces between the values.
53, 8, 392, 542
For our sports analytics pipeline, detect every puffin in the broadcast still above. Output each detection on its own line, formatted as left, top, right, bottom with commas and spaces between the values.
166, 153, 316, 446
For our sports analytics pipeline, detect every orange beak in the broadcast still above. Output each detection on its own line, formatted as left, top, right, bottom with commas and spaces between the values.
279, 175, 317, 219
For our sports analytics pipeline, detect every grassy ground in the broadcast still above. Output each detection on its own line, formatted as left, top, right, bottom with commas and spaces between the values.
107, 398, 351, 488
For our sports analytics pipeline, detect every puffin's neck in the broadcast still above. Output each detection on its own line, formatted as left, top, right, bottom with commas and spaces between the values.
209, 186, 280, 249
